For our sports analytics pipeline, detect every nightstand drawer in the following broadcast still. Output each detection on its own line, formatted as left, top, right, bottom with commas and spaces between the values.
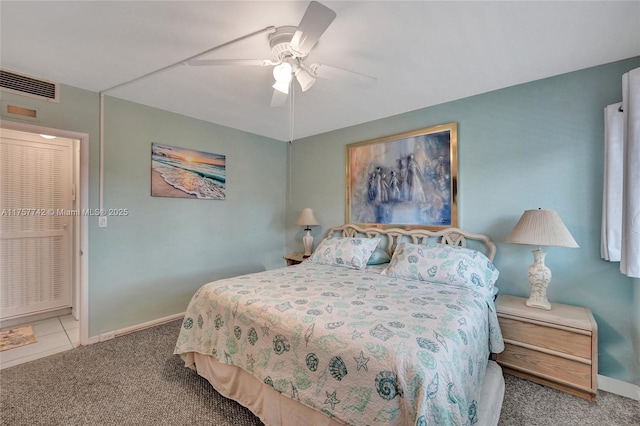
500, 316, 591, 359
497, 342, 592, 389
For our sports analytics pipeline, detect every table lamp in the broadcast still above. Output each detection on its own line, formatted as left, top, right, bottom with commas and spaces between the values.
505, 208, 579, 310
296, 208, 320, 257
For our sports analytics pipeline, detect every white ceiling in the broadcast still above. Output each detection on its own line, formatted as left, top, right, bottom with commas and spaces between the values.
1, 1, 639, 142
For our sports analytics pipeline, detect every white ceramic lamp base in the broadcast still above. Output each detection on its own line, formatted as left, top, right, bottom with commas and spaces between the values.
302, 229, 313, 257
525, 249, 552, 310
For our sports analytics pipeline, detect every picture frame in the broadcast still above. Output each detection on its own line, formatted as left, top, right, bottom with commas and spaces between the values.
151, 142, 226, 200
346, 123, 458, 229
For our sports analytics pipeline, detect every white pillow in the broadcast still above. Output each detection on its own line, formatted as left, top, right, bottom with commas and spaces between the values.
307, 237, 380, 270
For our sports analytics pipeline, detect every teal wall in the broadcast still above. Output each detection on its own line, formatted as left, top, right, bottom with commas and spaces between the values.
1, 87, 287, 337
287, 57, 640, 385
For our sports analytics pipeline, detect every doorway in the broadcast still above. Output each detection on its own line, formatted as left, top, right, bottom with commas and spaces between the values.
0, 122, 88, 346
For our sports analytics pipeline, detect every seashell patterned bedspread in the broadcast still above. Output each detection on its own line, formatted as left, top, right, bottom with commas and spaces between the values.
175, 262, 504, 426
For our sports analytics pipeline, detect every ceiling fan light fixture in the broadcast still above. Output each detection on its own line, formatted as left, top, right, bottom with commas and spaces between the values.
272, 62, 293, 94
295, 68, 316, 92
273, 62, 292, 82
272, 79, 290, 94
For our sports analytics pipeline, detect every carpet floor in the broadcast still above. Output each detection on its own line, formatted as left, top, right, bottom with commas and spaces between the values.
1, 320, 638, 425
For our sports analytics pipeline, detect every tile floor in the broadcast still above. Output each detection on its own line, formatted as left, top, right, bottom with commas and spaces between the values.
0, 314, 79, 370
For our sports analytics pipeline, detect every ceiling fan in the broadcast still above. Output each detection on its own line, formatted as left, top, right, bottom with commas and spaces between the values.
186, 1, 376, 107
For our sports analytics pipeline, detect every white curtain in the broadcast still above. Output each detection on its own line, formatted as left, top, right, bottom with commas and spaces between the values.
621, 68, 640, 278
604, 67, 640, 278
601, 102, 623, 261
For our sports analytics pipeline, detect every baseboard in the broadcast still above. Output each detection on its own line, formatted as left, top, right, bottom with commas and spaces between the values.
598, 374, 640, 401
86, 312, 185, 345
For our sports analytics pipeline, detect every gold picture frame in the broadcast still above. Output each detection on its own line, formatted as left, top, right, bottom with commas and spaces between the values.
346, 123, 458, 229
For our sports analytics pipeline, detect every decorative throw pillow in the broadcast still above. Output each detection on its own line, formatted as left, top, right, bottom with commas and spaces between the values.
367, 247, 391, 265
384, 242, 499, 295
307, 237, 380, 270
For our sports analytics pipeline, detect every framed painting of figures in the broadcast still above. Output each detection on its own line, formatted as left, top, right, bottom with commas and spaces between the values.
346, 123, 458, 229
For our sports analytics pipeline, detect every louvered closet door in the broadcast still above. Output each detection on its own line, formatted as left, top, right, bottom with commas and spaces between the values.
0, 129, 73, 320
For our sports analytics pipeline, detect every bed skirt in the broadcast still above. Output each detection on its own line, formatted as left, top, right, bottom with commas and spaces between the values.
183, 352, 505, 426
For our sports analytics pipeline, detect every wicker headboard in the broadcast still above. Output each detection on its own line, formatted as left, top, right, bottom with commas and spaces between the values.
325, 224, 496, 261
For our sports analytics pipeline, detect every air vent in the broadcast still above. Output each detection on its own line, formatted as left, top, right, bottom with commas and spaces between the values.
0, 69, 59, 103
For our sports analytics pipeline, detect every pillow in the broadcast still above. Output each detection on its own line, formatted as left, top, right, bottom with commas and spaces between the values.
384, 242, 499, 294
307, 237, 380, 270
367, 247, 391, 265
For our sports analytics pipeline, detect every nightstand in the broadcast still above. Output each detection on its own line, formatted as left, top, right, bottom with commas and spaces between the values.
283, 252, 306, 266
495, 294, 598, 401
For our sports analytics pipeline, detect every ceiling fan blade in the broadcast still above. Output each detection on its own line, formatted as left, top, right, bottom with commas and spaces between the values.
289, 1, 336, 57
308, 63, 377, 87
270, 89, 289, 107
186, 59, 275, 67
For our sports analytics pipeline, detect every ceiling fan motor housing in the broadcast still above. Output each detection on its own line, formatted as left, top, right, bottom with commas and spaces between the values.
269, 26, 300, 61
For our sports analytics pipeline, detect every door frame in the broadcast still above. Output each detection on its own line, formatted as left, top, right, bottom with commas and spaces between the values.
0, 120, 89, 346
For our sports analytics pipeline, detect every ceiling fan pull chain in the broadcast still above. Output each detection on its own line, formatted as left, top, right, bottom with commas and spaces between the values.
289, 77, 295, 144
288, 79, 295, 201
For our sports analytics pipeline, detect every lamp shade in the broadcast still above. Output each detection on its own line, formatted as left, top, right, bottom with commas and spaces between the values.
295, 208, 320, 227
506, 209, 579, 248
273, 62, 292, 82
295, 68, 316, 92
272, 62, 292, 94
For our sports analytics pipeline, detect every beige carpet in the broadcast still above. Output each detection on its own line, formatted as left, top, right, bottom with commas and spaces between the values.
1, 320, 638, 426
0, 324, 36, 352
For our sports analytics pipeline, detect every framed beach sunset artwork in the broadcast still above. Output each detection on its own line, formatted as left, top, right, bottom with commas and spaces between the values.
346, 123, 457, 229
151, 143, 226, 200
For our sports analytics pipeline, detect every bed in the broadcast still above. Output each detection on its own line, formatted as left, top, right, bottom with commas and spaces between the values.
175, 224, 505, 426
